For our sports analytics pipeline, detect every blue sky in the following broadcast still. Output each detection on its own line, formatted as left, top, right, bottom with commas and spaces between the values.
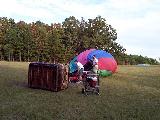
0, 0, 160, 61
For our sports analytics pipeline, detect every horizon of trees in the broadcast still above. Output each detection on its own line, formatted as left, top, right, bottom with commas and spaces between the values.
0, 16, 159, 65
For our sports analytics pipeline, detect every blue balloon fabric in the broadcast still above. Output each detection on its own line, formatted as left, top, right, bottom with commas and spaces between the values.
87, 49, 113, 61
69, 56, 77, 73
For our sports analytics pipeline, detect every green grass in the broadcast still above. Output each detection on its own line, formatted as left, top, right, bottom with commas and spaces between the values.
0, 61, 160, 120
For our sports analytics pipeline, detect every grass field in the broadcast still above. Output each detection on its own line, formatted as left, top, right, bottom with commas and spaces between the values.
0, 61, 160, 120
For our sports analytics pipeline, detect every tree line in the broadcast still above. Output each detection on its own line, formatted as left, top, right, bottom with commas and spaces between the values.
0, 16, 159, 65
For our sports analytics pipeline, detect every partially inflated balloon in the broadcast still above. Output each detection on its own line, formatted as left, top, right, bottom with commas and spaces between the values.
69, 49, 117, 74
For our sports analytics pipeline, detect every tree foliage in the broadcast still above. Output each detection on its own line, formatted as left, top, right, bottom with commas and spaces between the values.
0, 16, 159, 64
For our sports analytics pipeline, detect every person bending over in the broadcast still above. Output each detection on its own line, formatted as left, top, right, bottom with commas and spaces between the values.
74, 60, 84, 81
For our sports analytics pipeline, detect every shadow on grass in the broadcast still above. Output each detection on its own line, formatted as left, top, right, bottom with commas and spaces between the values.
9, 79, 28, 88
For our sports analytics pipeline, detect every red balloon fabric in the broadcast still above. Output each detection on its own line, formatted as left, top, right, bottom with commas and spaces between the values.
98, 58, 117, 73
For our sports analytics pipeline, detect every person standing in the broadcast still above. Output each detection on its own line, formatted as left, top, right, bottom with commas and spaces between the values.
74, 60, 84, 81
92, 55, 98, 73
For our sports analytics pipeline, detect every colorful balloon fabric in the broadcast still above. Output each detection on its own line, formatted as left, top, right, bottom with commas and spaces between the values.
77, 49, 95, 65
69, 49, 117, 74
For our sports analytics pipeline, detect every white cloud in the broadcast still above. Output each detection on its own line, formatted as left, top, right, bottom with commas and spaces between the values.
112, 11, 160, 60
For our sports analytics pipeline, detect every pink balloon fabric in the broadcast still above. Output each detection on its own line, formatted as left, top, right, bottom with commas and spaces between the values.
77, 49, 95, 65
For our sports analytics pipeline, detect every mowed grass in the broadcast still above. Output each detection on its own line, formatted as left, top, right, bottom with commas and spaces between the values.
0, 61, 160, 120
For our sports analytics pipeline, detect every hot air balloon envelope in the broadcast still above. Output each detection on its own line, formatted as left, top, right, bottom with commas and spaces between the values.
69, 49, 117, 74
